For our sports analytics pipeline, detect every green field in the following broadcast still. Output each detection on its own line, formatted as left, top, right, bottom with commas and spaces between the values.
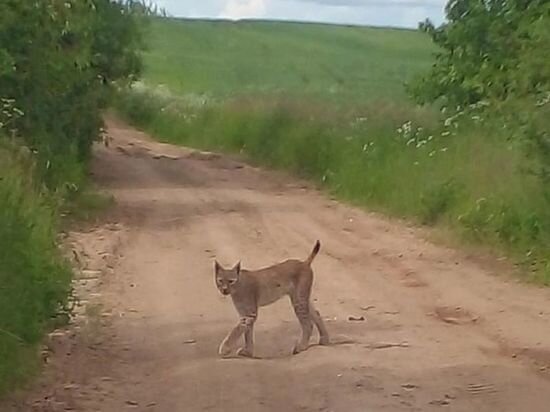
117, 18, 550, 283
143, 18, 435, 102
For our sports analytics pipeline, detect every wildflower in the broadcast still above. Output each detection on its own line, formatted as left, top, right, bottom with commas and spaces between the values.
535, 92, 550, 107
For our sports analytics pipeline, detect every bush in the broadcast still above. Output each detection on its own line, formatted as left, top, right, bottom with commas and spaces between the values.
409, 1, 550, 184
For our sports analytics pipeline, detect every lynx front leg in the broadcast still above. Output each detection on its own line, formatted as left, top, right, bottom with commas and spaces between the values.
237, 322, 255, 358
218, 315, 256, 358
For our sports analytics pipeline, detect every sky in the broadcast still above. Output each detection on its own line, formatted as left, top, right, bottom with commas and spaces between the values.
153, 0, 447, 29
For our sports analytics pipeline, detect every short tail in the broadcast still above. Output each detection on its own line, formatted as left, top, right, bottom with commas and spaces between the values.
305, 240, 321, 265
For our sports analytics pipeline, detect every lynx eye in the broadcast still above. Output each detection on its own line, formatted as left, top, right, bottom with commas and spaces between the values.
228, 279, 237, 285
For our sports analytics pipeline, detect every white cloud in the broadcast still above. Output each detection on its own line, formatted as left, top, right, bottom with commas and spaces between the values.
220, 0, 268, 19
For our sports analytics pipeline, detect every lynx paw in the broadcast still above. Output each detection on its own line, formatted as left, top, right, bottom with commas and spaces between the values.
218, 342, 232, 358
236, 347, 254, 358
319, 336, 330, 346
292, 341, 309, 355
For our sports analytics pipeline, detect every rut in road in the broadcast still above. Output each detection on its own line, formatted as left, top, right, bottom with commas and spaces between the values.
5, 117, 550, 412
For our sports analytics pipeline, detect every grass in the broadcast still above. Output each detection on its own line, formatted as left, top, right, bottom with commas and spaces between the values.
0, 140, 74, 395
116, 17, 550, 283
0, 137, 113, 396
62, 188, 114, 225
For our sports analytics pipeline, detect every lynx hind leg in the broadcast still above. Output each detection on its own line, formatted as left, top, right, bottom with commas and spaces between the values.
291, 278, 314, 354
310, 302, 330, 346
219, 315, 256, 358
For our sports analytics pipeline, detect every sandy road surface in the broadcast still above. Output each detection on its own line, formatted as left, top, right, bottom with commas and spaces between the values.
5, 118, 550, 411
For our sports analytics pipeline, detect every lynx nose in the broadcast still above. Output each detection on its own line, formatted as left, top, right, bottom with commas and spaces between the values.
221, 288, 230, 295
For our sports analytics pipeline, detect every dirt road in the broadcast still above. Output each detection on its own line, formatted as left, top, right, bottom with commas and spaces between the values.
7, 118, 550, 411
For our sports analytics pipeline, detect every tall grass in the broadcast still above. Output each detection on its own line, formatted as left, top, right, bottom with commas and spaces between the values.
116, 87, 550, 283
0, 140, 72, 395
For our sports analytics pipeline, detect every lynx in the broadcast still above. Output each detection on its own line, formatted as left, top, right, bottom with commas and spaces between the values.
214, 241, 329, 358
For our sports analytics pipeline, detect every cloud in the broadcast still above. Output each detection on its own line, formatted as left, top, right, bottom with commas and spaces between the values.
220, 0, 268, 19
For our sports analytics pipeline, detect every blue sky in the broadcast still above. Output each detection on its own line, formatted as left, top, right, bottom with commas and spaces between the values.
153, 0, 447, 29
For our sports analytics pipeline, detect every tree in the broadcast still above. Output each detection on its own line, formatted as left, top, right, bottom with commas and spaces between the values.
409, 0, 550, 107
0, 0, 149, 187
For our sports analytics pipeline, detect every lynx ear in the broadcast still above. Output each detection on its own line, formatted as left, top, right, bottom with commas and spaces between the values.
233, 261, 241, 275
214, 260, 221, 274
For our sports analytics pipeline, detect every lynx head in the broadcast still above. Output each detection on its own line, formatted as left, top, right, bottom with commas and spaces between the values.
214, 260, 241, 296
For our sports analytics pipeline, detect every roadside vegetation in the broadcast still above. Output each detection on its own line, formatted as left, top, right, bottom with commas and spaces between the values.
116, 2, 550, 284
0, 0, 148, 395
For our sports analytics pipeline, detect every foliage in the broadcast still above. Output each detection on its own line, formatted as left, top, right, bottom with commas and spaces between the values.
409, 1, 550, 179
0, 0, 147, 396
410, 0, 550, 106
408, 0, 550, 230
0, 0, 149, 188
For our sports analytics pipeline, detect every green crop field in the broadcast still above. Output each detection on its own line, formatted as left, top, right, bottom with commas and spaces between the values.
142, 18, 435, 102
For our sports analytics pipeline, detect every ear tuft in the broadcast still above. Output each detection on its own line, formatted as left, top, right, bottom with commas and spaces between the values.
214, 260, 221, 274
233, 261, 241, 275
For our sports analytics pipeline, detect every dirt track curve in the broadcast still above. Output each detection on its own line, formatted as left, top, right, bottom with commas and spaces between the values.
5, 117, 550, 411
